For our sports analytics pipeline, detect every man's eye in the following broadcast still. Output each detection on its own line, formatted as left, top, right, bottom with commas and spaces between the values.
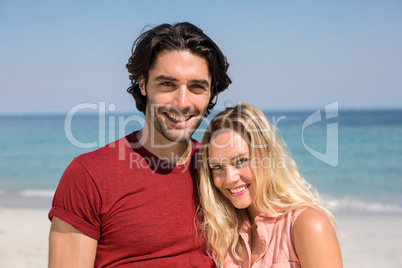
161, 82, 174, 87
190, 84, 207, 92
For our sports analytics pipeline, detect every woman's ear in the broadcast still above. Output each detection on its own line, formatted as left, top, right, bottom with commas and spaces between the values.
139, 76, 146, 96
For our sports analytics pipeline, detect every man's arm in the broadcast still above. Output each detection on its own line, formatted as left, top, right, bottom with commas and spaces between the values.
49, 217, 98, 268
293, 208, 343, 268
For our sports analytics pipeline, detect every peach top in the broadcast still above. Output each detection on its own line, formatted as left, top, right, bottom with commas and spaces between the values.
224, 208, 307, 268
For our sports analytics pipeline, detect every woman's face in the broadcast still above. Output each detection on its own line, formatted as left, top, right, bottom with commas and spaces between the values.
208, 130, 256, 209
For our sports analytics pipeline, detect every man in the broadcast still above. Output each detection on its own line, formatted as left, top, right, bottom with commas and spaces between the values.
48, 22, 231, 267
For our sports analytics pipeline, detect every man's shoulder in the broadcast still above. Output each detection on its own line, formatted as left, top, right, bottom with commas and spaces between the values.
74, 134, 135, 167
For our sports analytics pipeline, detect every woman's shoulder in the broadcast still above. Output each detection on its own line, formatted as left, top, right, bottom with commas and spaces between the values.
292, 208, 343, 267
293, 207, 332, 234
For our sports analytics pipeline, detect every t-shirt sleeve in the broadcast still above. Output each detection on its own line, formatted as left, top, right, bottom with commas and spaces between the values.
48, 158, 101, 240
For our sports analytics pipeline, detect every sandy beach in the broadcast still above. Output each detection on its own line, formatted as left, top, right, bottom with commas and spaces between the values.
336, 212, 402, 268
0, 208, 401, 267
0, 208, 50, 268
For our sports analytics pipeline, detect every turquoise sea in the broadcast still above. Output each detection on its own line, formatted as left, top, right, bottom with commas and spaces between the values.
1, 109, 401, 213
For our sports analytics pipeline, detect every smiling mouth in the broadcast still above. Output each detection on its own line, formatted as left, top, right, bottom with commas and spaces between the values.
229, 184, 250, 194
165, 112, 193, 123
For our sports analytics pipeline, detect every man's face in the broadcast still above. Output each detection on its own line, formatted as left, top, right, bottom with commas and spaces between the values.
139, 50, 211, 145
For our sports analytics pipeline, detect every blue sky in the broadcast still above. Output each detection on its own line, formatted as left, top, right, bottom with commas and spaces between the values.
1, 0, 401, 114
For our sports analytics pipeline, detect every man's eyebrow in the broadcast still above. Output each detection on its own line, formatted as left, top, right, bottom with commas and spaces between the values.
154, 76, 210, 87
191, 79, 210, 87
154, 75, 178, 82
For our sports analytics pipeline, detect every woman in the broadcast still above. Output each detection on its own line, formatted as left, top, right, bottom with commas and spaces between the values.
198, 103, 342, 267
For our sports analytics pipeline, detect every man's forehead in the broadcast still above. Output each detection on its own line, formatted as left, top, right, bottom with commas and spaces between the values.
151, 50, 210, 72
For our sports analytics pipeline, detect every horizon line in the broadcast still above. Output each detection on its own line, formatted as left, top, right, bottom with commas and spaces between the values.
1, 107, 402, 117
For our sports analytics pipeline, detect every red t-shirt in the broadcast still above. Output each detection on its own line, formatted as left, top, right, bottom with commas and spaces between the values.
49, 132, 214, 267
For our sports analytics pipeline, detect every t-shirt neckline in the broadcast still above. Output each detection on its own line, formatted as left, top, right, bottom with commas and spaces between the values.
125, 131, 198, 174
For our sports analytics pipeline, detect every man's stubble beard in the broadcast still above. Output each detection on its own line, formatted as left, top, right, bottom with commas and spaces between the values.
148, 102, 207, 145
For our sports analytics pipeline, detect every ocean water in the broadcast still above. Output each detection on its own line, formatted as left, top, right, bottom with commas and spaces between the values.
0, 109, 401, 213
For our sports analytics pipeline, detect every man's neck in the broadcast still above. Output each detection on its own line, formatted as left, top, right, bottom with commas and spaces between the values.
135, 130, 192, 165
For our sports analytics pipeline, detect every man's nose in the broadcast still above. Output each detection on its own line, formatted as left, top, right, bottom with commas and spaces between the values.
172, 86, 191, 111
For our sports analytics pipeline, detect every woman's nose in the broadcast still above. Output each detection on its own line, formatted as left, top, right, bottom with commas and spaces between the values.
225, 166, 240, 183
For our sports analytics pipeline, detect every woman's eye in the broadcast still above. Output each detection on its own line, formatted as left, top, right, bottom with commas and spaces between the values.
210, 165, 223, 171
235, 158, 249, 168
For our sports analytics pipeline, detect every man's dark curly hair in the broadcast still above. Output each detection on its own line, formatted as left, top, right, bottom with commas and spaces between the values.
126, 22, 231, 116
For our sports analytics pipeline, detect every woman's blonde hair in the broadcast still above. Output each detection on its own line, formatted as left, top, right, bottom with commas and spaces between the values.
198, 103, 335, 267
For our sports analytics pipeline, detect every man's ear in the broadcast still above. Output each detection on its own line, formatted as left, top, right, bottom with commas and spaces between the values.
139, 76, 146, 96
